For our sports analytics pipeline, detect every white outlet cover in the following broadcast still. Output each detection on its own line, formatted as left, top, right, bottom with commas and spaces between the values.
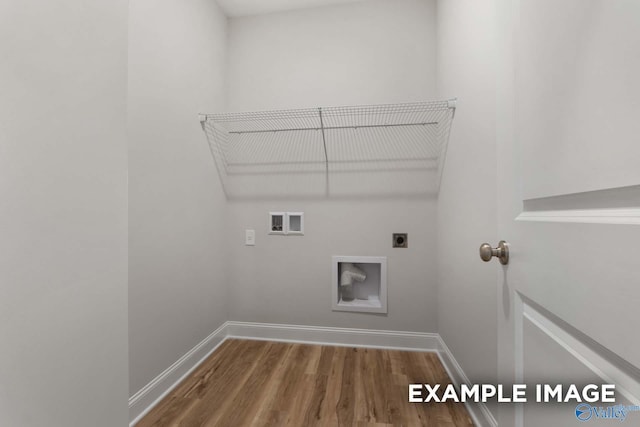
245, 229, 255, 246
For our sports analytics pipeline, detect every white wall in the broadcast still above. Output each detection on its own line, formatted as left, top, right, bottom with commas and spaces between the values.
228, 199, 438, 331
225, 0, 439, 332
436, 0, 498, 419
0, 1, 129, 426
227, 0, 436, 110
128, 0, 229, 395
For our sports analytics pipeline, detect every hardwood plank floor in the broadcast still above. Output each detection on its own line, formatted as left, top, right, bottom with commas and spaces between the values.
136, 339, 474, 427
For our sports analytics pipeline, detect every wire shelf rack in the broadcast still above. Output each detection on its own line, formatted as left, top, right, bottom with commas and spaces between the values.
200, 99, 456, 199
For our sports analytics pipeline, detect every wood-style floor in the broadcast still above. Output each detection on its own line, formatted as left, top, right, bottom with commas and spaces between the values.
137, 339, 473, 426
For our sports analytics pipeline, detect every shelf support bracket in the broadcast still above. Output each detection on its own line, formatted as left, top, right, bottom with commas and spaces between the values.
198, 114, 207, 131
318, 107, 329, 195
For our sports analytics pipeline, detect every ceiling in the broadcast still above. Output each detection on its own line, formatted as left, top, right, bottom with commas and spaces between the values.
217, 0, 370, 18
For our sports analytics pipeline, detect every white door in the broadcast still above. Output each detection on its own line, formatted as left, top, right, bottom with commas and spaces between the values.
495, 0, 640, 426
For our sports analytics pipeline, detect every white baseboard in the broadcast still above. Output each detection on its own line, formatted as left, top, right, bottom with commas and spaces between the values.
226, 320, 440, 351
437, 336, 498, 427
129, 321, 496, 427
128, 322, 228, 426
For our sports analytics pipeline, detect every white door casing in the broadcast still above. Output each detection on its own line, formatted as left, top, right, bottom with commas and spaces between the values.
495, 0, 640, 426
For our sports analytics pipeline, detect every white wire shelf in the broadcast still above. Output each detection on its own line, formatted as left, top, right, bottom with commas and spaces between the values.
200, 99, 456, 199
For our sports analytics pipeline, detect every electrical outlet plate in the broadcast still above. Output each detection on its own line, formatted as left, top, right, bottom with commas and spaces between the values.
245, 229, 255, 245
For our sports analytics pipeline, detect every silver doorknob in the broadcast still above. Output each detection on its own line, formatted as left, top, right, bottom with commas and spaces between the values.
479, 241, 509, 265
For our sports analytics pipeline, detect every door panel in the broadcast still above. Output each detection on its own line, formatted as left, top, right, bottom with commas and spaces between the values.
522, 309, 636, 426
496, 0, 640, 426
512, 224, 639, 366
518, 0, 640, 199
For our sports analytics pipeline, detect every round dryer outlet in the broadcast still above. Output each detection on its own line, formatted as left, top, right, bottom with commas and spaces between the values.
392, 233, 408, 248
